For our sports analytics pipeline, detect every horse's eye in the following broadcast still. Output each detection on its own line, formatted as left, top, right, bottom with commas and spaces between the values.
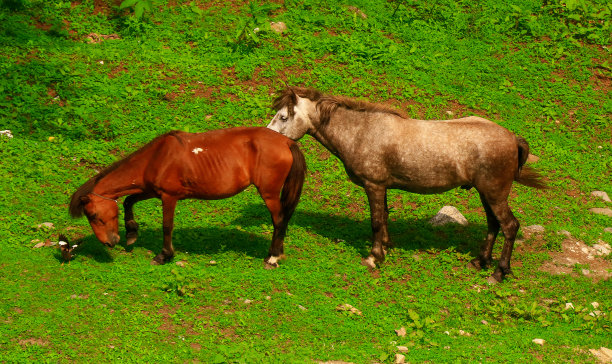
280, 115, 288, 122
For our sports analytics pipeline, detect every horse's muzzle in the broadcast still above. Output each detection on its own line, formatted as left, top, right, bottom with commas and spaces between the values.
104, 233, 120, 248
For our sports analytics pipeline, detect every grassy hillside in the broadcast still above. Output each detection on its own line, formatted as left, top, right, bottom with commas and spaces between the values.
0, 0, 610, 362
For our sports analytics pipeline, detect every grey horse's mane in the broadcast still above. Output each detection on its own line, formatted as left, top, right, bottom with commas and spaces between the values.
273, 87, 407, 124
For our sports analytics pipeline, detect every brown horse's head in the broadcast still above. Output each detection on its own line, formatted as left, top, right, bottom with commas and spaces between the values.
78, 194, 120, 247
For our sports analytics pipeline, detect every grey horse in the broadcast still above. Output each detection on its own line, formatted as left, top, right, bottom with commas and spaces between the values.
267, 87, 545, 283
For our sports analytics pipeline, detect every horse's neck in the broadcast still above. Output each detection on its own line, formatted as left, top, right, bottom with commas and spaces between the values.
311, 113, 362, 157
93, 156, 148, 199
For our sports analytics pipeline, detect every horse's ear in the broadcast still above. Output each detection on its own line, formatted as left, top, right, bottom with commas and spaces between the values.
289, 87, 298, 105
80, 195, 90, 205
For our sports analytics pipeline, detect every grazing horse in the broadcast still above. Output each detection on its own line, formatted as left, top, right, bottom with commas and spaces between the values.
69, 127, 306, 267
267, 87, 545, 282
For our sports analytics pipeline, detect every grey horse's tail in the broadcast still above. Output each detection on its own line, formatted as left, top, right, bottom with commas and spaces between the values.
515, 136, 547, 189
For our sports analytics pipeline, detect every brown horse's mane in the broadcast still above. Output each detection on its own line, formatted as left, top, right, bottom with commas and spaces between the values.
273, 87, 407, 123
69, 130, 184, 218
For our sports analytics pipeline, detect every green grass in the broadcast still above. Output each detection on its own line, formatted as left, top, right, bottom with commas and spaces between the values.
1, 0, 610, 362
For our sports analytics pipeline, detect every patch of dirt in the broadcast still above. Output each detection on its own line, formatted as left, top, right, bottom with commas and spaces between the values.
18, 337, 49, 347
538, 238, 611, 282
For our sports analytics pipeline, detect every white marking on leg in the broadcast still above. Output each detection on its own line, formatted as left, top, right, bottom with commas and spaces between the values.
192, 147, 203, 155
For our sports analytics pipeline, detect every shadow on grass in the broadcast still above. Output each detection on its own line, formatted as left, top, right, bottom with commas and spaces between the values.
232, 203, 489, 258
67, 203, 491, 265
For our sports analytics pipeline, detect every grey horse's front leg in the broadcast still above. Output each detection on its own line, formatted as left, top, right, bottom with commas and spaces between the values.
361, 183, 390, 268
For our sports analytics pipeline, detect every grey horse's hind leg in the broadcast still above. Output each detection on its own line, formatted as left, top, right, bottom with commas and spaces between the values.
470, 192, 500, 270
487, 200, 519, 283
362, 183, 390, 268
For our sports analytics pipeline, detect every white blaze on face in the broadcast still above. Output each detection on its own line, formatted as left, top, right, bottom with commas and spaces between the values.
192, 147, 204, 155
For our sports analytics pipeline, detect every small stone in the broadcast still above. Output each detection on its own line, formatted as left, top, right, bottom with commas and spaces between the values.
396, 346, 409, 353
444, 331, 450, 335
589, 310, 602, 317
481, 320, 489, 325
265, 296, 271, 300
591, 302, 600, 309
297, 305, 307, 311
270, 22, 287, 33
37, 222, 55, 230
592, 242, 611, 256
527, 154, 540, 163
558, 230, 572, 237
175, 260, 187, 267
524, 225, 545, 233
604, 227, 612, 233
445, 110, 454, 116
591, 191, 611, 202
532, 338, 545, 346
589, 208, 612, 217
590, 347, 612, 363
565, 302, 575, 310
395, 327, 407, 337
336, 303, 362, 315
429, 206, 468, 226
458, 330, 471, 337
1, 130, 13, 138
395, 353, 406, 364
208, 260, 217, 265
582, 269, 590, 275
244, 299, 252, 304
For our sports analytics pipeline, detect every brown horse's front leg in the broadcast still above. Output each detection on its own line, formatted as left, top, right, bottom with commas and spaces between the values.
362, 183, 390, 268
152, 195, 177, 265
123, 193, 153, 246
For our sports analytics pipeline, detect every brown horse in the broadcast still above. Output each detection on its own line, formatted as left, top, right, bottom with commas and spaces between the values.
69, 127, 306, 267
267, 87, 546, 282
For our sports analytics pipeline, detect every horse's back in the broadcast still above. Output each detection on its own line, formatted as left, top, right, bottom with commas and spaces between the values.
148, 127, 294, 199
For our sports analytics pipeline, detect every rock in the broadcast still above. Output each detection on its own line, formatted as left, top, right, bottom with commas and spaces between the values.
1, 130, 13, 138
175, 260, 187, 267
395, 327, 407, 337
527, 154, 540, 163
592, 191, 611, 202
591, 302, 600, 309
458, 330, 472, 337
37, 222, 55, 230
558, 230, 572, 237
243, 299, 252, 304
445, 110, 454, 116
590, 347, 612, 363
565, 302, 575, 310
604, 227, 612, 233
395, 353, 406, 364
396, 346, 409, 353
270, 22, 287, 33
532, 338, 545, 346
298, 305, 307, 311
429, 206, 468, 226
335, 303, 362, 315
481, 320, 489, 325
592, 241, 611, 256
347, 6, 367, 18
582, 269, 590, 275
524, 225, 545, 233
589, 208, 612, 217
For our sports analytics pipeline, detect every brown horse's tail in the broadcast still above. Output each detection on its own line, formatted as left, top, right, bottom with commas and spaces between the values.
280, 142, 306, 221
515, 136, 547, 189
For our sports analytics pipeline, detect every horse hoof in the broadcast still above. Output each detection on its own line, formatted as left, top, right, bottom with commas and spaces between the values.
361, 255, 377, 269
264, 261, 278, 270
126, 235, 138, 246
151, 253, 172, 265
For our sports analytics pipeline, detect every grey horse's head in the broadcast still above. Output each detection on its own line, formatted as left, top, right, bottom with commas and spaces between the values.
267, 87, 322, 140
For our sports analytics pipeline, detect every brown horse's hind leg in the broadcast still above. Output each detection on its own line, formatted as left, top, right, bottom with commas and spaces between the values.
152, 194, 177, 265
362, 183, 390, 268
470, 193, 500, 270
123, 193, 153, 246
261, 195, 287, 269
486, 199, 519, 283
